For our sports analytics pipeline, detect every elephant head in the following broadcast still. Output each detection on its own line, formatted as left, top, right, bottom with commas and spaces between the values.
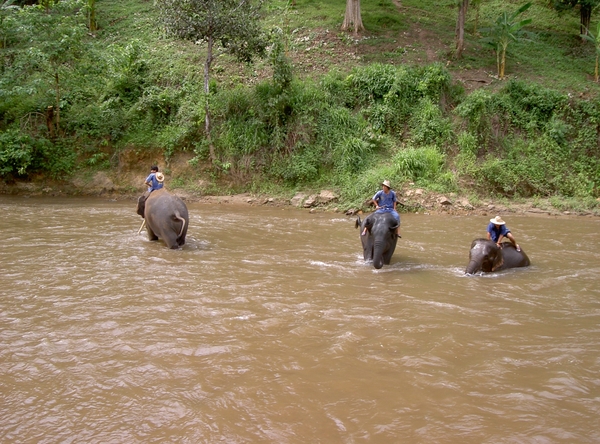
136, 194, 146, 217
142, 188, 189, 249
356, 212, 399, 269
465, 238, 530, 274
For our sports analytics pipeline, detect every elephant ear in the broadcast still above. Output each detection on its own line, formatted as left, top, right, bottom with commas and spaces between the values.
491, 249, 504, 271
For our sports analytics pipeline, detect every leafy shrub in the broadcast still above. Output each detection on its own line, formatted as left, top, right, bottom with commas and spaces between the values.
320, 70, 354, 108
393, 145, 447, 183
136, 85, 181, 125
336, 163, 404, 208
364, 101, 398, 134
413, 63, 453, 103
270, 143, 323, 183
103, 40, 149, 105
454, 131, 478, 174
332, 136, 374, 174
0, 128, 73, 177
501, 80, 567, 131
408, 98, 453, 147
544, 114, 571, 146
316, 106, 363, 148
454, 88, 494, 135
268, 27, 293, 92
0, 129, 37, 176
41, 140, 76, 178
346, 63, 397, 105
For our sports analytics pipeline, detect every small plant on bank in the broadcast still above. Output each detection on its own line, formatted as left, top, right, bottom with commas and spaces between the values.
581, 21, 600, 82
481, 2, 532, 79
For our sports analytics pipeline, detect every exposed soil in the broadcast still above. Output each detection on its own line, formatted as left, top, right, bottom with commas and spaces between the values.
1, 157, 597, 219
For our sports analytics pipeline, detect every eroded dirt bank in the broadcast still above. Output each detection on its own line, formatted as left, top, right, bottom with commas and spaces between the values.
2, 170, 598, 219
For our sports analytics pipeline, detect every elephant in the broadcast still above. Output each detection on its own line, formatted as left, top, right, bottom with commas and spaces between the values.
465, 238, 530, 274
136, 188, 189, 249
355, 212, 399, 269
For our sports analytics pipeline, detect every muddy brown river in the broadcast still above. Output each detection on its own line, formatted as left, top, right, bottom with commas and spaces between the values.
1, 195, 599, 443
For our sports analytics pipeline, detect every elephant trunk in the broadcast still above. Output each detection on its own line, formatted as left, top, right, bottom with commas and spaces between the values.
465, 260, 480, 275
373, 241, 385, 269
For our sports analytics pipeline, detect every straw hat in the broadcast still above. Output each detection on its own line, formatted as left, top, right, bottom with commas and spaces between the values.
490, 215, 505, 225
155, 172, 165, 183
381, 180, 392, 188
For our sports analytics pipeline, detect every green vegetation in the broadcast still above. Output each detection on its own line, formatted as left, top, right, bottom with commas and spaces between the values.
0, 0, 599, 213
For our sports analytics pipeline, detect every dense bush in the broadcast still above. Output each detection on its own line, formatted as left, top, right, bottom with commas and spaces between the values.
454, 79, 599, 198
0, 129, 74, 178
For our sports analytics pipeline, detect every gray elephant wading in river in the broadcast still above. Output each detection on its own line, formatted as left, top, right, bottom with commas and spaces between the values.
465, 238, 530, 274
356, 212, 399, 269
137, 188, 189, 249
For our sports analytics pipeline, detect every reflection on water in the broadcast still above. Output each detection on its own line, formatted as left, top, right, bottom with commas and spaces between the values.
1, 196, 599, 443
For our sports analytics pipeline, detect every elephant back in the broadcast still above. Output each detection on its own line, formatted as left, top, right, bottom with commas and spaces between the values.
146, 189, 187, 215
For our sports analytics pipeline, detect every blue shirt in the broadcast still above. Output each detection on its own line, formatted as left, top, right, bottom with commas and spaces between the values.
145, 173, 164, 192
372, 189, 400, 223
372, 189, 397, 210
487, 222, 510, 242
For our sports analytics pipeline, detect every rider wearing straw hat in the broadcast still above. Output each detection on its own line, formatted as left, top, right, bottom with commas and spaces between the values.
137, 166, 165, 219
487, 215, 521, 251
144, 165, 164, 193
362, 180, 401, 238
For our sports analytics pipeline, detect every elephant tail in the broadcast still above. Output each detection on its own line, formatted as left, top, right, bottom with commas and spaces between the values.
174, 210, 187, 238
355, 216, 362, 229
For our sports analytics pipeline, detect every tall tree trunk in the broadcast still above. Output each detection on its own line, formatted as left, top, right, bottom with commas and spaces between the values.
496, 45, 500, 79
88, 0, 97, 32
204, 36, 215, 163
473, 3, 480, 35
46, 106, 55, 139
455, 0, 469, 58
54, 71, 60, 135
595, 53, 599, 82
581, 3, 592, 42
341, 0, 364, 35
500, 46, 506, 79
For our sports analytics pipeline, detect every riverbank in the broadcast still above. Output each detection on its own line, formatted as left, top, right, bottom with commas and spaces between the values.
2, 169, 598, 218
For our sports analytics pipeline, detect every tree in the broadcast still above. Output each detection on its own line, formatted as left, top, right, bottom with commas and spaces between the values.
155, 0, 267, 163
19, 0, 89, 135
482, 2, 532, 79
0, 0, 19, 49
472, 0, 483, 35
38, 0, 56, 13
581, 22, 600, 81
341, 0, 364, 35
86, 0, 97, 32
455, 0, 469, 58
553, 0, 600, 41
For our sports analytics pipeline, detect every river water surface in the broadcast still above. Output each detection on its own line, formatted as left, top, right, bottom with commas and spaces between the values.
1, 195, 599, 443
